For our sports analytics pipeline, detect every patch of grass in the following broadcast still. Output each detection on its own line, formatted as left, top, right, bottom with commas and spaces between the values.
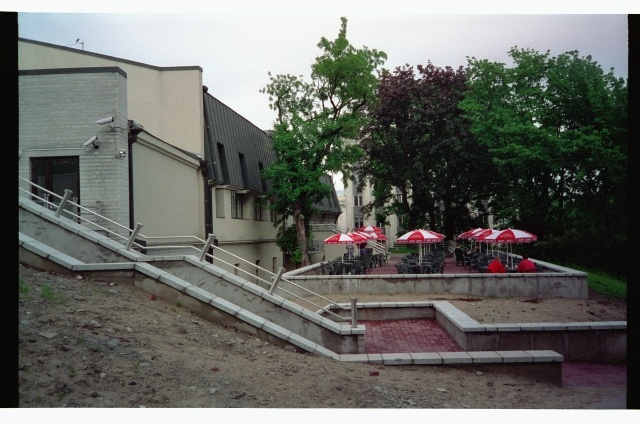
176, 301, 182, 308
40, 283, 65, 304
19, 277, 31, 301
92, 285, 107, 296
75, 337, 86, 345
387, 246, 417, 254
564, 263, 627, 299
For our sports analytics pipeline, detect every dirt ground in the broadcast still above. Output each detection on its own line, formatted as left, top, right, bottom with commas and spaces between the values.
17, 262, 627, 409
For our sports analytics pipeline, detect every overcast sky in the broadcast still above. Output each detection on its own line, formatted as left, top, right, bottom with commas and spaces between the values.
15, 3, 630, 133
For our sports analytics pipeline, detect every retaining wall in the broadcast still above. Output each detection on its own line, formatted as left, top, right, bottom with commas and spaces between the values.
284, 264, 589, 300
326, 301, 626, 364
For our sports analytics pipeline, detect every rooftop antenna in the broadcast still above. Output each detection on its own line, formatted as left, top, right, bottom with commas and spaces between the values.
68, 39, 84, 50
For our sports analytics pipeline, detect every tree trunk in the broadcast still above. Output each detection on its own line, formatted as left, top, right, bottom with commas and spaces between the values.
293, 202, 310, 266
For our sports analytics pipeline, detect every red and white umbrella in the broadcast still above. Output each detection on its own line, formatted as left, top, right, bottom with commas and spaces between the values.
457, 227, 485, 240
473, 229, 499, 253
371, 232, 388, 241
323, 233, 363, 245
481, 228, 537, 244
397, 229, 444, 244
358, 225, 384, 234
480, 228, 537, 268
396, 229, 446, 261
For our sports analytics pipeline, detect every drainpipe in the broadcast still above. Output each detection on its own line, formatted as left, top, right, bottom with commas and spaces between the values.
127, 120, 144, 230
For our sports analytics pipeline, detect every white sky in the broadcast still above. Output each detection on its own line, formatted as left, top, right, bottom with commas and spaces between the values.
12, 2, 633, 191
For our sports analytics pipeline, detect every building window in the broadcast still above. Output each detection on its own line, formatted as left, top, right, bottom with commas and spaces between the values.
253, 196, 262, 220
31, 156, 80, 211
231, 191, 243, 219
354, 194, 363, 207
217, 143, 230, 183
270, 201, 277, 222
239, 153, 248, 187
258, 162, 267, 193
354, 217, 364, 229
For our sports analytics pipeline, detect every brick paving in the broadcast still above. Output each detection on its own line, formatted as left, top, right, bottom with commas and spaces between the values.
362, 318, 463, 353
362, 317, 626, 392
561, 361, 627, 388
361, 253, 627, 393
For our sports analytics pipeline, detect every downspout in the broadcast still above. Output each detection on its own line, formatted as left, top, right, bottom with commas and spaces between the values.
127, 120, 144, 230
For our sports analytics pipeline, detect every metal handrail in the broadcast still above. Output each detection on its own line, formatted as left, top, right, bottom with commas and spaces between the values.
199, 234, 353, 323
19, 177, 358, 325
19, 177, 144, 249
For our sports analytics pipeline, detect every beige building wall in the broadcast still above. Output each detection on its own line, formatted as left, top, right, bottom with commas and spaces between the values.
18, 39, 204, 155
131, 132, 204, 238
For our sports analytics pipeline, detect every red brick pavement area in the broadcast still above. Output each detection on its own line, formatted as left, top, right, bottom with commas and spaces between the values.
361, 317, 627, 390
561, 361, 627, 388
362, 318, 463, 353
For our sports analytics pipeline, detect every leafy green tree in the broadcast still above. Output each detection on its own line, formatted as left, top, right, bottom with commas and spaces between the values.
261, 17, 387, 266
460, 47, 627, 275
358, 63, 495, 238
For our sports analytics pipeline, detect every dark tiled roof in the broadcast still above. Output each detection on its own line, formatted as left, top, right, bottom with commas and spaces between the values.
202, 91, 340, 216
203, 92, 275, 192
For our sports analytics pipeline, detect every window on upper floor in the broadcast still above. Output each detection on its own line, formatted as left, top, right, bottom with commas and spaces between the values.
231, 190, 243, 219
253, 196, 262, 220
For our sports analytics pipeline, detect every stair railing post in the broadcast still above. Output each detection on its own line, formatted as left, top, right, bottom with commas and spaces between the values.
199, 234, 214, 262
269, 267, 285, 295
55, 189, 73, 217
125, 223, 143, 251
351, 297, 358, 328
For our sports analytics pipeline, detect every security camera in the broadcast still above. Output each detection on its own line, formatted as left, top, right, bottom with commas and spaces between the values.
96, 117, 114, 125
83, 136, 99, 149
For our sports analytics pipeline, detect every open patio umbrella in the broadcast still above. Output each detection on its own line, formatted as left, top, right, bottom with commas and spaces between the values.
480, 228, 537, 268
457, 227, 484, 240
323, 233, 363, 244
358, 225, 384, 234
324, 232, 369, 261
473, 228, 499, 253
396, 229, 446, 262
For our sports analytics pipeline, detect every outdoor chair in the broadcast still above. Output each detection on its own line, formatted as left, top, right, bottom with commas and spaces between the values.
321, 262, 332, 275
454, 249, 465, 266
477, 259, 489, 273
362, 254, 374, 274
430, 260, 445, 274
395, 263, 409, 274
330, 261, 345, 275
352, 261, 365, 275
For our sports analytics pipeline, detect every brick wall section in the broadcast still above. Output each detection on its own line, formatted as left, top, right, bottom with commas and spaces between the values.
19, 68, 130, 237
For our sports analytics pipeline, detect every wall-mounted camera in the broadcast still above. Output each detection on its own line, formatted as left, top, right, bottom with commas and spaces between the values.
96, 117, 114, 125
83, 136, 99, 149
